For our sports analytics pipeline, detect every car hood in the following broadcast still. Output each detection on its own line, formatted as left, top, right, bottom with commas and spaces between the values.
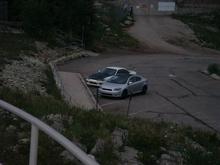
88, 72, 109, 81
101, 82, 125, 89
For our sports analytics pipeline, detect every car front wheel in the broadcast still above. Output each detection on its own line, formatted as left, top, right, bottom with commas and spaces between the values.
141, 85, 148, 94
121, 90, 128, 99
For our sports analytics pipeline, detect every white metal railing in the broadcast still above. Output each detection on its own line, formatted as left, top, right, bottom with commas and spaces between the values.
0, 99, 99, 165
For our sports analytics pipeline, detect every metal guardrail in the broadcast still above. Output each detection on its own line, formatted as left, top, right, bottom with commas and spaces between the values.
0, 99, 99, 165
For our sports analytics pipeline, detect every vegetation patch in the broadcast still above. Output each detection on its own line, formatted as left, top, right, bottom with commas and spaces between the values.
173, 11, 220, 50
1, 88, 220, 165
5, 0, 139, 51
0, 56, 47, 94
207, 63, 220, 76
86, 2, 139, 51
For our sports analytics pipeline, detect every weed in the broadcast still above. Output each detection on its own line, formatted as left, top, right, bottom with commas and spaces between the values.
1, 88, 220, 164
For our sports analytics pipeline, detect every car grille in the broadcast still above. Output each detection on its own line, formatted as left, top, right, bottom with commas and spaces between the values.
101, 93, 112, 96
102, 88, 112, 91
89, 81, 98, 84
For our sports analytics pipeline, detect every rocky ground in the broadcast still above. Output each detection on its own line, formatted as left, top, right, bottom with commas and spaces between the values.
0, 56, 47, 95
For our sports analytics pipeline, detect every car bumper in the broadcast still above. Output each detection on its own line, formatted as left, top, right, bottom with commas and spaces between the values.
86, 79, 103, 87
98, 88, 122, 97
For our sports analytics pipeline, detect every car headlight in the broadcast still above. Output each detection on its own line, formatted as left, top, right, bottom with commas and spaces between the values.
114, 88, 122, 91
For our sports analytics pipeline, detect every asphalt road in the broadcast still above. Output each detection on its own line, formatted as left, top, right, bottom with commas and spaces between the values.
58, 52, 220, 133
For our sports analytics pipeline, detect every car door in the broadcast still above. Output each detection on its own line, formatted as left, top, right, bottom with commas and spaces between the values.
134, 76, 143, 92
127, 76, 139, 94
127, 76, 143, 94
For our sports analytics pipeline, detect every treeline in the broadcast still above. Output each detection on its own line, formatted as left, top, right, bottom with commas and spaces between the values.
8, 0, 95, 46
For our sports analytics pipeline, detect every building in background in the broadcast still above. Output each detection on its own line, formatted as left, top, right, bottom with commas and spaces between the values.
131, 0, 176, 16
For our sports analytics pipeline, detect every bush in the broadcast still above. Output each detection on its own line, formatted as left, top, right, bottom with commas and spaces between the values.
0, 87, 71, 117
9, 0, 95, 44
207, 63, 220, 75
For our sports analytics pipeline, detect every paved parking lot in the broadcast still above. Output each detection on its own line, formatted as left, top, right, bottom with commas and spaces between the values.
58, 53, 220, 132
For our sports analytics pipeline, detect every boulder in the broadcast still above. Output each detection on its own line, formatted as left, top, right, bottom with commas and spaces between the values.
6, 125, 16, 133
210, 73, 220, 80
90, 139, 105, 154
119, 146, 143, 165
43, 114, 64, 132
111, 128, 128, 149
124, 20, 133, 26
185, 137, 206, 152
158, 151, 183, 165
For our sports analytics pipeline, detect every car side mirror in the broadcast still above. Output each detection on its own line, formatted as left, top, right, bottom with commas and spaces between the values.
128, 81, 133, 85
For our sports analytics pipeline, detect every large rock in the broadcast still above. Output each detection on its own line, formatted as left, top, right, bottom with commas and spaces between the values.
111, 128, 128, 149
210, 73, 220, 80
90, 139, 105, 154
119, 146, 143, 165
43, 114, 64, 132
185, 137, 206, 152
60, 150, 82, 165
124, 20, 133, 26
158, 151, 183, 165
6, 125, 17, 134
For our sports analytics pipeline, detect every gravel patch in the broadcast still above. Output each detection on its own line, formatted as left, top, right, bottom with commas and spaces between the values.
0, 56, 47, 95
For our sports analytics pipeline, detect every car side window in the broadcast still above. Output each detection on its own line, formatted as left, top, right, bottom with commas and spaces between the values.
135, 77, 141, 82
129, 77, 136, 83
129, 76, 141, 83
117, 69, 129, 75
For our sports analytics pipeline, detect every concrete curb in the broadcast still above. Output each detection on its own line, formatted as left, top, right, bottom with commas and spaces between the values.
199, 70, 220, 80
78, 73, 102, 111
49, 50, 101, 110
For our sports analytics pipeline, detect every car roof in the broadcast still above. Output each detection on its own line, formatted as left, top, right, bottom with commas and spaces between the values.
106, 66, 126, 70
111, 74, 132, 80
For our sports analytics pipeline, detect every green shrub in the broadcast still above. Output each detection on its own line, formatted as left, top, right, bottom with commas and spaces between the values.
0, 87, 71, 117
208, 63, 220, 75
128, 121, 165, 164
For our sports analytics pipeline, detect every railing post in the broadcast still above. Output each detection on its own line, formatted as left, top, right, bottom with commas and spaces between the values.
29, 124, 39, 165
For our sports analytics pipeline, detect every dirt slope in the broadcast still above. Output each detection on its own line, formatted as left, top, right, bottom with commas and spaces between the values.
128, 15, 198, 54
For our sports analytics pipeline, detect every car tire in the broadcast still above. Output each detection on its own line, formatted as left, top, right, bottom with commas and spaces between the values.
141, 85, 148, 94
121, 90, 128, 99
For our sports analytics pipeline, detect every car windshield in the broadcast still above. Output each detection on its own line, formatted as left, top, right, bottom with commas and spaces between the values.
107, 75, 130, 84
101, 68, 116, 76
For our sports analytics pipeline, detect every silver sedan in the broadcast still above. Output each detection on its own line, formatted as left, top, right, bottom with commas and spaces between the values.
99, 74, 148, 98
